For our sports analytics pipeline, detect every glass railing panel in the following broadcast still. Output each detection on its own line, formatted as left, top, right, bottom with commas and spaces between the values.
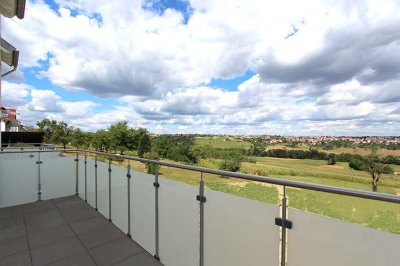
286, 189, 400, 265
81, 156, 96, 206
0, 152, 37, 207
204, 177, 280, 266
77, 154, 86, 201
40, 152, 75, 200
96, 160, 110, 218
158, 173, 199, 266
130, 169, 155, 254
109, 161, 128, 233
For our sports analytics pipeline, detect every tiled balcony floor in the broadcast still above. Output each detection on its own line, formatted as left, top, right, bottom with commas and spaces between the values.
0, 196, 163, 266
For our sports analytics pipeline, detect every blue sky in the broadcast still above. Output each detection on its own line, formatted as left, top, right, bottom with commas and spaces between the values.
2, 0, 400, 135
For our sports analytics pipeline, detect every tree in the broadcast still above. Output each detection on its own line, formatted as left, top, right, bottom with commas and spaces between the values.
51, 121, 73, 149
70, 128, 86, 148
108, 121, 135, 154
36, 119, 72, 148
152, 135, 173, 158
137, 129, 151, 157
92, 130, 111, 152
36, 119, 58, 143
364, 153, 385, 192
362, 149, 394, 192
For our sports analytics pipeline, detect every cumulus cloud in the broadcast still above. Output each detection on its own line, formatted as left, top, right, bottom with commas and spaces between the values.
1, 0, 400, 135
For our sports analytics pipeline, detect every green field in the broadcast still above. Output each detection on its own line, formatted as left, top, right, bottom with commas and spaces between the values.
267, 143, 400, 156
194, 137, 252, 149
115, 155, 400, 234
102, 146, 400, 234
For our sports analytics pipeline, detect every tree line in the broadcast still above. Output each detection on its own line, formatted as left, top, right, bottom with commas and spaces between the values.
33, 119, 396, 192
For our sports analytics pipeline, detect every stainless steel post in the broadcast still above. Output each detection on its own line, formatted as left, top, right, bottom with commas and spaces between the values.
95, 156, 98, 211
127, 160, 132, 238
108, 159, 112, 222
75, 154, 79, 196
198, 173, 205, 266
36, 151, 42, 201
281, 186, 287, 266
84, 154, 87, 202
154, 166, 160, 261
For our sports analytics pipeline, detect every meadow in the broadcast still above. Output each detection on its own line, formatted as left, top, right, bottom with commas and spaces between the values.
106, 153, 400, 234
88, 136, 400, 234
194, 136, 252, 149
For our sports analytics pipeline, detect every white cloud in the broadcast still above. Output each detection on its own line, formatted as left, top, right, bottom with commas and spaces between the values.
1, 0, 400, 135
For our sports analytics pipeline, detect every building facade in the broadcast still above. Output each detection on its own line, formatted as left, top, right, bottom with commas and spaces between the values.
0, 106, 21, 132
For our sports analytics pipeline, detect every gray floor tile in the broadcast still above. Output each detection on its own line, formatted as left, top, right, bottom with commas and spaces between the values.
0, 235, 28, 258
0, 225, 26, 241
28, 224, 74, 248
53, 196, 82, 204
25, 213, 66, 234
47, 251, 95, 266
57, 202, 93, 215
0, 205, 22, 220
70, 216, 110, 235
0, 250, 31, 266
89, 238, 143, 266
78, 224, 124, 249
113, 252, 163, 266
54, 197, 84, 210
23, 201, 55, 215
0, 214, 24, 230
63, 208, 101, 223
30, 236, 85, 266
24, 209, 61, 223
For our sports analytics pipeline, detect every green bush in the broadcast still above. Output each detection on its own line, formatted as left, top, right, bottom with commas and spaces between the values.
144, 152, 160, 175
349, 158, 365, 171
219, 159, 241, 172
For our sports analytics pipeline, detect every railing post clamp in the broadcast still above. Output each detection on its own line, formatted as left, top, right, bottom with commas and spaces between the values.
275, 218, 293, 229
196, 195, 206, 203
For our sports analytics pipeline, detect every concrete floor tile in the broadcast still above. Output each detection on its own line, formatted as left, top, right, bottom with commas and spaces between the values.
78, 224, 124, 249
0, 250, 31, 266
30, 236, 85, 266
47, 251, 95, 266
89, 237, 143, 266
114, 252, 163, 266
0, 235, 28, 258
70, 216, 110, 235
28, 224, 74, 248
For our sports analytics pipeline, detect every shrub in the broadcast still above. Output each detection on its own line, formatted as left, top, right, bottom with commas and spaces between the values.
327, 153, 336, 165
144, 152, 160, 175
219, 159, 241, 172
349, 158, 365, 171
382, 165, 395, 174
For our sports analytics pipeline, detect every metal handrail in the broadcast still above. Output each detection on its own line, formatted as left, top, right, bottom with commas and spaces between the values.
1, 148, 400, 204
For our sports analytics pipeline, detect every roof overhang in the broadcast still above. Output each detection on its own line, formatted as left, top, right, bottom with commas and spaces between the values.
0, 0, 26, 19
1, 38, 19, 77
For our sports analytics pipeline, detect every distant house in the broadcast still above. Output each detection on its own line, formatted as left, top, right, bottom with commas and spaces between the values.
1, 106, 21, 132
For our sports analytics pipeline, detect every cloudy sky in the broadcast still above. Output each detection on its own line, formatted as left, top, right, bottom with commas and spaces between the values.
2, 0, 400, 135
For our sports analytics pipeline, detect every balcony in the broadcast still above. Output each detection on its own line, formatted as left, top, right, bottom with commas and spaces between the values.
1, 147, 400, 266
